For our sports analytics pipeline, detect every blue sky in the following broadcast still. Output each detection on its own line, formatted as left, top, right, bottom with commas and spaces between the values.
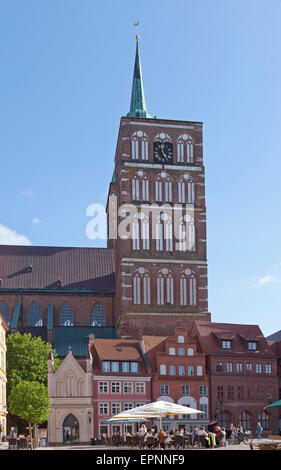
0, 0, 281, 335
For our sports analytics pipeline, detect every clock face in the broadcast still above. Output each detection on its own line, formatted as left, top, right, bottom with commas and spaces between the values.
154, 141, 173, 164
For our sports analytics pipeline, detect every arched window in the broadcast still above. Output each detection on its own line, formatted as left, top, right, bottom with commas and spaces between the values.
180, 269, 197, 306
91, 304, 106, 326
177, 134, 194, 164
65, 372, 76, 397
177, 214, 195, 252
239, 411, 251, 430
0, 303, 10, 326
178, 174, 195, 204
156, 269, 174, 305
155, 213, 173, 252
131, 131, 148, 160
59, 303, 74, 327
140, 212, 150, 250
131, 171, 149, 202
258, 411, 269, 431
27, 302, 43, 327
155, 172, 172, 203
77, 379, 84, 396
56, 379, 63, 397
133, 268, 151, 305
160, 364, 167, 375
132, 176, 140, 200
169, 347, 176, 356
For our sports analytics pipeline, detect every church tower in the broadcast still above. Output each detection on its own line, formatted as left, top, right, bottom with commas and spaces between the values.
107, 36, 210, 338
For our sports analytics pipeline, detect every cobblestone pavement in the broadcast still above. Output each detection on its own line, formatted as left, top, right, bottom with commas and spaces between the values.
37, 442, 252, 451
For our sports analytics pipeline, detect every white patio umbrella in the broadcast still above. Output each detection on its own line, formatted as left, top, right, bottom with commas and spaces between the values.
111, 400, 204, 429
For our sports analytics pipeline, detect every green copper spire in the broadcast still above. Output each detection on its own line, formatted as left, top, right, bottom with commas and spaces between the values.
127, 36, 151, 119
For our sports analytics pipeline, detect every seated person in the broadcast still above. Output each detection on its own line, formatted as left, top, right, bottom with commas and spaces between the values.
215, 427, 226, 447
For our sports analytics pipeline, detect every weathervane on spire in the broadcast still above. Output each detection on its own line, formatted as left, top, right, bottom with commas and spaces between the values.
134, 21, 140, 40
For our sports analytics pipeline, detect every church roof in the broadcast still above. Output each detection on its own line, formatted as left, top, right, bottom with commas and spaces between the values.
53, 326, 117, 357
0, 245, 115, 293
126, 37, 151, 119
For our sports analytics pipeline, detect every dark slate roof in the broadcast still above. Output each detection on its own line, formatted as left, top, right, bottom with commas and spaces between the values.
0, 245, 115, 293
53, 326, 117, 357
267, 330, 281, 342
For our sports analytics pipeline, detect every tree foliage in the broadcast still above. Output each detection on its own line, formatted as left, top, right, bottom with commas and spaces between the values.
6, 332, 60, 399
9, 381, 50, 425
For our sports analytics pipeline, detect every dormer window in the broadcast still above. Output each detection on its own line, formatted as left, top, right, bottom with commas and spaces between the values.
222, 340, 231, 350
248, 342, 257, 351
178, 336, 185, 344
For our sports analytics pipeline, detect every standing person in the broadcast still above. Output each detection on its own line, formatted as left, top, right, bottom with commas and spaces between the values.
256, 422, 263, 439
151, 422, 157, 436
207, 420, 218, 448
139, 423, 147, 446
157, 429, 167, 450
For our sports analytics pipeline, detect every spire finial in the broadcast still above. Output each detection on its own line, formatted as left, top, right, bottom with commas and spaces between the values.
126, 23, 151, 119
134, 21, 139, 40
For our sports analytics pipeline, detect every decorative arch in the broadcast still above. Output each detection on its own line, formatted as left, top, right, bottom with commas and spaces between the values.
155, 172, 172, 203
133, 268, 151, 305
59, 303, 74, 327
178, 173, 195, 204
177, 213, 196, 252
178, 396, 198, 419
27, 302, 43, 327
91, 303, 106, 327
131, 130, 148, 161
157, 396, 174, 403
62, 413, 80, 444
131, 170, 149, 202
176, 134, 194, 163
179, 268, 197, 306
156, 268, 174, 305
155, 211, 173, 252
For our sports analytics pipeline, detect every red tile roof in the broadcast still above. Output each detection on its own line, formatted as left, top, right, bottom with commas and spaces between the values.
193, 321, 273, 356
92, 339, 142, 361
0, 245, 115, 292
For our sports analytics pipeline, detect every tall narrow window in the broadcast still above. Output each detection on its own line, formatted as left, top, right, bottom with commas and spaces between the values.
155, 179, 162, 202
133, 268, 151, 305
132, 215, 140, 250
0, 303, 10, 326
59, 303, 74, 326
131, 131, 149, 160
157, 269, 174, 305
132, 177, 140, 200
156, 213, 173, 252
177, 140, 184, 163
27, 302, 43, 327
157, 275, 164, 305
186, 137, 194, 163
91, 304, 106, 326
177, 134, 194, 164
177, 215, 195, 252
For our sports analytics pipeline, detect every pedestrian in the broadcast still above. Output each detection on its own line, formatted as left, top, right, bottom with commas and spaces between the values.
157, 429, 167, 449
207, 419, 218, 448
256, 422, 263, 439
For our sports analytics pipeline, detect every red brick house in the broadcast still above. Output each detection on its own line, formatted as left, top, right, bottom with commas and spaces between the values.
192, 321, 279, 432
91, 337, 151, 437
140, 327, 209, 431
